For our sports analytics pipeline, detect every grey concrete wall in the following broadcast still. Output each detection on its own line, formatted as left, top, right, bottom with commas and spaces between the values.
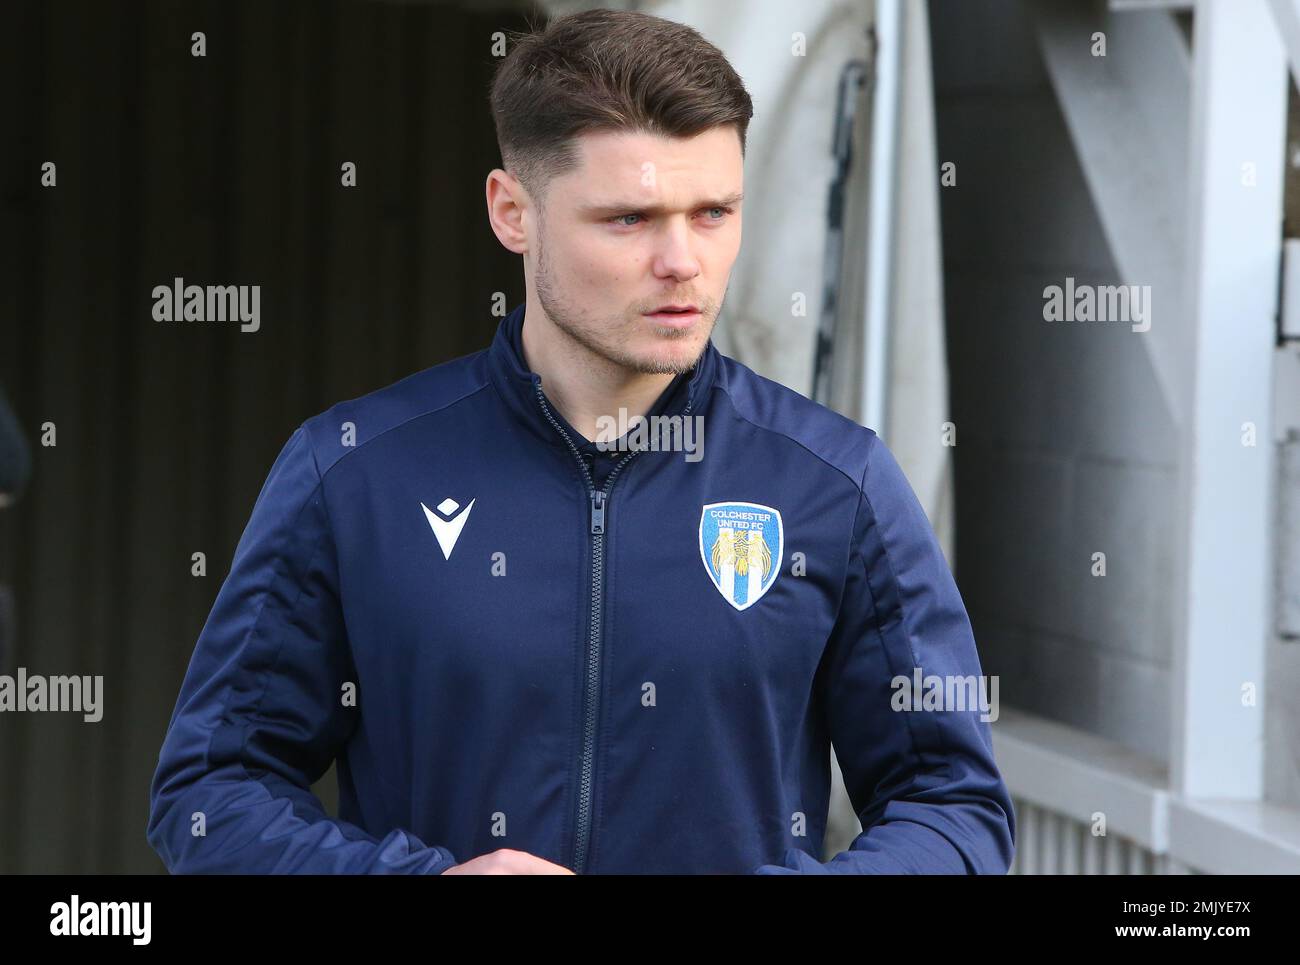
930, 0, 1179, 764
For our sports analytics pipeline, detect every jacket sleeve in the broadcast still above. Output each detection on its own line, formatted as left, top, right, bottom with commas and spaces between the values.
754, 432, 1015, 874
146, 423, 458, 874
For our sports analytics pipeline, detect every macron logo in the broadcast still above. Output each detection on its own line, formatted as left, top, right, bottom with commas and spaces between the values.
421, 497, 475, 560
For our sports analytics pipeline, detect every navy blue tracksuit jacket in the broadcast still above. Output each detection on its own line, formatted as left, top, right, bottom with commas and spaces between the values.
147, 302, 1016, 874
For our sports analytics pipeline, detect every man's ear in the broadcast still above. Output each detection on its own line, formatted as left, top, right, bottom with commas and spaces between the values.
486, 169, 531, 255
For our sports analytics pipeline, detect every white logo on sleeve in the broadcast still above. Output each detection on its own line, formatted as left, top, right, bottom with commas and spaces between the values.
421, 497, 475, 560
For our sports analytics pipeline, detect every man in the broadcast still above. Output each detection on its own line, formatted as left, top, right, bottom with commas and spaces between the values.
0, 383, 31, 675
147, 8, 1014, 875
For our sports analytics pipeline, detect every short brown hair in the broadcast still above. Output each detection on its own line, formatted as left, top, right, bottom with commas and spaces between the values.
488, 8, 754, 210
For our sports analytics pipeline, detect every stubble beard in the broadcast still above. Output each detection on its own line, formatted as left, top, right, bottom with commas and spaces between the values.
533, 224, 712, 377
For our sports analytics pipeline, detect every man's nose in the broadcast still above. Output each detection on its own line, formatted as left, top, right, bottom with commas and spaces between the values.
652, 218, 702, 280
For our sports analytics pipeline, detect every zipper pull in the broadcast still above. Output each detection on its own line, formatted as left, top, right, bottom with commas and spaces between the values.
590, 489, 606, 534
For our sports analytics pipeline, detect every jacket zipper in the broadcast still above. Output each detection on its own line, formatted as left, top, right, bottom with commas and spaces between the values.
533, 377, 694, 874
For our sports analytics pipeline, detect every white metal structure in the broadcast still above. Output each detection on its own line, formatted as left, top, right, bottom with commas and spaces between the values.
861, 0, 903, 439
999, 0, 1300, 873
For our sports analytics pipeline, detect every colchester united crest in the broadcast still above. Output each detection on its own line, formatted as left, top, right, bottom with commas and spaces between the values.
698, 501, 783, 611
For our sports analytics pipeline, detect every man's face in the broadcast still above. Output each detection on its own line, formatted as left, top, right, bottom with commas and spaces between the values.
528, 126, 743, 375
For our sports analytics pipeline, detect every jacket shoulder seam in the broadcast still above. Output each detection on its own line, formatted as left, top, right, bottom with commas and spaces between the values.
310, 377, 493, 482
712, 382, 872, 490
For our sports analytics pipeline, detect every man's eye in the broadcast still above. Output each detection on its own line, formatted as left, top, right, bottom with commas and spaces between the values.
608, 208, 732, 227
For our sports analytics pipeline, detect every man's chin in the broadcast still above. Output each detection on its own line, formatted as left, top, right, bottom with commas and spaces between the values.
625, 340, 707, 376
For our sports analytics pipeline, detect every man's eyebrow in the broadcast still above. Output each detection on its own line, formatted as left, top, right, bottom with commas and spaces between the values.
581, 191, 745, 215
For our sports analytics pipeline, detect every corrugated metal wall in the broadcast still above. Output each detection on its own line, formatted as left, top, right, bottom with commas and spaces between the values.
1009, 798, 1196, 875
0, 0, 530, 873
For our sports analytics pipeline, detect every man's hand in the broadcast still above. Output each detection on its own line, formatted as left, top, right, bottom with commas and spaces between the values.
440, 848, 576, 874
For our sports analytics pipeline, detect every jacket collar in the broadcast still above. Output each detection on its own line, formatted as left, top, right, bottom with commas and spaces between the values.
486, 301, 720, 448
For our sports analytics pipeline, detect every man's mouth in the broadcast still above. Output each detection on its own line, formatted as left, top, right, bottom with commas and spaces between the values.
644, 305, 702, 327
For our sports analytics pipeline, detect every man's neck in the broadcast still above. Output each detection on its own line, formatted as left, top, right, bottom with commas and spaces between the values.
520, 309, 678, 444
